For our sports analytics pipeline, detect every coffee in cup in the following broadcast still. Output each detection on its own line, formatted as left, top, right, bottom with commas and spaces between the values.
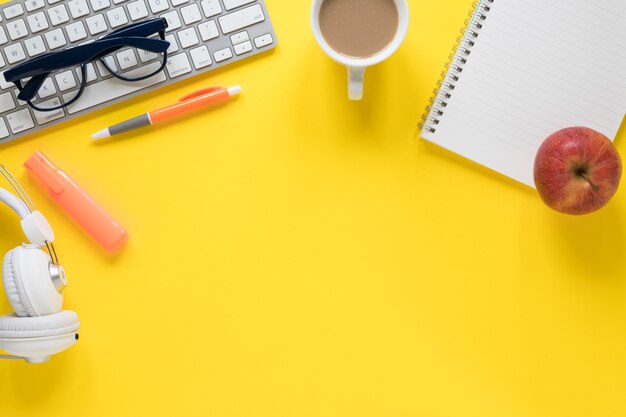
311, 0, 409, 100
319, 0, 399, 59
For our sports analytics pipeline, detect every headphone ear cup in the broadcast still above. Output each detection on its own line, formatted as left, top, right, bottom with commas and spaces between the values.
2, 246, 63, 317
0, 310, 79, 337
0, 310, 80, 363
2, 248, 30, 317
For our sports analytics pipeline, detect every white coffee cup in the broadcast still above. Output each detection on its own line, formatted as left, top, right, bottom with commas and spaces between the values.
311, 0, 409, 100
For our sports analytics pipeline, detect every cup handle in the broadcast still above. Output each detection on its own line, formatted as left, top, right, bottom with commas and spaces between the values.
348, 67, 365, 100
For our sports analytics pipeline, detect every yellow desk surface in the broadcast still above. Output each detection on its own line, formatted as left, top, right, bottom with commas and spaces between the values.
1, 1, 626, 416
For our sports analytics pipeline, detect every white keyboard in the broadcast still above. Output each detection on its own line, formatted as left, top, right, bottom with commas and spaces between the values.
0, 0, 277, 144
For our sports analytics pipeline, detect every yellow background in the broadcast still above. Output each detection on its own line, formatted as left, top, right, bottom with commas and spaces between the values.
1, 0, 626, 416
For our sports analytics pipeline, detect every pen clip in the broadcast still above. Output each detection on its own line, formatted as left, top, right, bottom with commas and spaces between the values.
179, 87, 223, 102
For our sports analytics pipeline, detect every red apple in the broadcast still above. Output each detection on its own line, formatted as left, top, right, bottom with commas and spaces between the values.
534, 127, 622, 215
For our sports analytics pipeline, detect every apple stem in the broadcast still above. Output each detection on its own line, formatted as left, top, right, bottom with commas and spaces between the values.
579, 172, 600, 190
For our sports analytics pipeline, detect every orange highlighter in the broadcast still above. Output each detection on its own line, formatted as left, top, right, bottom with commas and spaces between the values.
92, 86, 241, 139
24, 152, 129, 253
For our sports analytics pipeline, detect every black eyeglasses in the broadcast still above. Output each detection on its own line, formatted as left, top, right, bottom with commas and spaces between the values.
4, 18, 170, 112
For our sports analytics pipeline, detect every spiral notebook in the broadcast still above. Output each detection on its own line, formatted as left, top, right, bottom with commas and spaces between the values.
419, 0, 626, 187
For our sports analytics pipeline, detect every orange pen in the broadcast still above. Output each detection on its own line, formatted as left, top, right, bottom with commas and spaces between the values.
92, 86, 241, 139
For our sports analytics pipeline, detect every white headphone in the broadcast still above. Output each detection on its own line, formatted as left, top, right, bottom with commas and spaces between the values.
0, 165, 79, 364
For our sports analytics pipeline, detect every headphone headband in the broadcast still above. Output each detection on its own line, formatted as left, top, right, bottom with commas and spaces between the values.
0, 187, 55, 246
0, 187, 30, 219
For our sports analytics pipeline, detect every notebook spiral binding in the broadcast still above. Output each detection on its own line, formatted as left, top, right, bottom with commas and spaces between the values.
418, 0, 495, 133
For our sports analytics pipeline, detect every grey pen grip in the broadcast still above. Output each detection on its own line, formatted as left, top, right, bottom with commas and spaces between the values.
109, 114, 152, 135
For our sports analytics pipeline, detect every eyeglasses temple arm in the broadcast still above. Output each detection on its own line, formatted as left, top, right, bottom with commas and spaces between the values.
18, 73, 48, 102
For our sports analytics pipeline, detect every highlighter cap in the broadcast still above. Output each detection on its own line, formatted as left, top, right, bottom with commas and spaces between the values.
24, 152, 129, 253
24, 151, 66, 194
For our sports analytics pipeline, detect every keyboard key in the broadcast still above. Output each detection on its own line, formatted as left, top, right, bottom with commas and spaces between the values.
113, 0, 128, 3
234, 40, 252, 55
164, 34, 178, 53
218, 4, 264, 34
0, 28, 7, 45
8, 19, 28, 40
198, 20, 219, 41
25, 0, 46, 12
95, 56, 118, 78
254, 33, 273, 48
223, 0, 255, 11
125, 61, 164, 79
165, 52, 191, 78
48, 5, 70, 26
138, 48, 158, 63
25, 35, 46, 56
201, 0, 222, 18
3, 4, 25, 20
86, 63, 98, 83
45, 28, 67, 49
6, 108, 35, 134
0, 92, 16, 113
116, 49, 138, 70
106, 7, 129, 28
86, 14, 107, 35
161, 10, 181, 31
0, 118, 9, 139
65, 62, 166, 114
13, 89, 27, 107
89, 0, 111, 12
95, 62, 111, 79
67, 21, 88, 42
172, 0, 189, 5
104, 56, 118, 73
178, 27, 199, 48
148, 0, 169, 14
230, 31, 249, 44
37, 77, 56, 98
68, 0, 90, 19
33, 99, 65, 124
180, 3, 202, 25
213, 47, 232, 62
128, 0, 149, 21
48, 0, 65, 4
4, 43, 26, 64
76, 62, 98, 83
189, 45, 211, 69
27, 12, 49, 33
55, 70, 77, 92
0, 72, 12, 90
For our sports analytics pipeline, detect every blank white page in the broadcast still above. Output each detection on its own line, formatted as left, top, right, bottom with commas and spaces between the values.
421, 0, 626, 187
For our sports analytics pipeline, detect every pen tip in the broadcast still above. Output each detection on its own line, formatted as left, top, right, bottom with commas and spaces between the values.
92, 129, 110, 140
227, 86, 241, 96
